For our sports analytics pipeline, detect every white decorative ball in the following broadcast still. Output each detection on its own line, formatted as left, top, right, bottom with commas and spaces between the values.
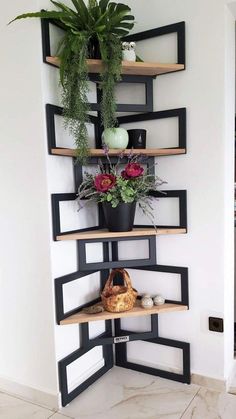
153, 295, 165, 306
141, 295, 153, 309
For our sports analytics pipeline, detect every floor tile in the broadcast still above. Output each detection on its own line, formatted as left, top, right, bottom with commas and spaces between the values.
181, 387, 236, 419
60, 367, 199, 419
49, 414, 73, 419
0, 391, 53, 419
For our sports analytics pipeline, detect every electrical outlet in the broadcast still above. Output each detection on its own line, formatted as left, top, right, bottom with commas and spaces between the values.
209, 317, 224, 333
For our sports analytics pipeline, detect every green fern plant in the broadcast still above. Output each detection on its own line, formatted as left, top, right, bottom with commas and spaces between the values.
9, 0, 135, 163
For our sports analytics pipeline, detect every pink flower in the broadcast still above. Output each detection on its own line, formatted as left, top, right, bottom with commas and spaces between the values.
122, 163, 144, 179
94, 174, 116, 192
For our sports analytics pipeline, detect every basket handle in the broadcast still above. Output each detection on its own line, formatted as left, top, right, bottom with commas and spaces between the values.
103, 269, 133, 292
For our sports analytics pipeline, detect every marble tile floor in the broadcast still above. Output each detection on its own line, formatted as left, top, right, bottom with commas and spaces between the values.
1, 367, 236, 419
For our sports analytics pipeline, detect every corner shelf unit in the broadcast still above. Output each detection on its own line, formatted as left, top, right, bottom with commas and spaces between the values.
42, 17, 190, 407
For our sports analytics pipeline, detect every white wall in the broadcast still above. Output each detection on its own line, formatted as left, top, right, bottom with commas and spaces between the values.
0, 0, 235, 409
0, 0, 58, 405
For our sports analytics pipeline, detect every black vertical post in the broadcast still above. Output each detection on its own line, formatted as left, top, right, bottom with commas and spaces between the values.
96, 84, 103, 147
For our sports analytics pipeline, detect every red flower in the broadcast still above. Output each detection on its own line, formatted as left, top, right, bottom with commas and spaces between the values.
94, 174, 116, 192
122, 163, 144, 179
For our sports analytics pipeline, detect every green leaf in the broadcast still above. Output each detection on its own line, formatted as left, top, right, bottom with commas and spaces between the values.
60, 17, 78, 30
72, 0, 89, 23
95, 25, 106, 33
117, 22, 134, 30
8, 11, 67, 25
110, 11, 133, 27
115, 3, 131, 14
135, 54, 143, 62
112, 28, 129, 36
88, 0, 97, 9
99, 0, 110, 13
108, 2, 116, 15
93, 9, 109, 27
120, 15, 135, 20
50, 0, 77, 16
70, 0, 82, 12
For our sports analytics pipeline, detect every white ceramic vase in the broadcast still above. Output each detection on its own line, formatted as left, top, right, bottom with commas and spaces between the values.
122, 49, 136, 62
102, 128, 129, 149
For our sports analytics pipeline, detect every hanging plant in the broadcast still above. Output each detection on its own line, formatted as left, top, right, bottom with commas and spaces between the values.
9, 0, 135, 163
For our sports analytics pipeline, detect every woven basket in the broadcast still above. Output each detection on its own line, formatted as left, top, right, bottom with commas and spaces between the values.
101, 269, 138, 313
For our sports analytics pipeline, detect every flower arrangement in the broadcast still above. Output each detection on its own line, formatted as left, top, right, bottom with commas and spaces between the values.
78, 151, 166, 226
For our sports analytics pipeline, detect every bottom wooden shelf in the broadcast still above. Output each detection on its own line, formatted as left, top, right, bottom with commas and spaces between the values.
60, 301, 188, 325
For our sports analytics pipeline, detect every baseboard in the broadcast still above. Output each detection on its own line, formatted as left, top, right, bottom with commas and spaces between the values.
125, 359, 227, 392
68, 359, 105, 393
226, 358, 236, 394
0, 375, 60, 410
191, 373, 226, 392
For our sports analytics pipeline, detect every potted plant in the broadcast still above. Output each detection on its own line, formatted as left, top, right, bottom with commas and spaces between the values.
9, 0, 135, 162
78, 149, 166, 232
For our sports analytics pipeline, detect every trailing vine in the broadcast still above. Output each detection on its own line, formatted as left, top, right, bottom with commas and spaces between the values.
99, 34, 122, 130
59, 33, 90, 162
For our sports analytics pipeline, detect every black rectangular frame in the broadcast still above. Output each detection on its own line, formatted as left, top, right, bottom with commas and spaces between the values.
59, 343, 113, 407
46, 103, 187, 154
41, 19, 185, 67
42, 19, 154, 114
77, 235, 157, 271
118, 108, 187, 150
51, 190, 187, 240
115, 335, 190, 384
55, 269, 109, 323
123, 21, 186, 66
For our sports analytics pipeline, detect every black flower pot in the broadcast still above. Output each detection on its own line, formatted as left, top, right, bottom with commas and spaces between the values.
88, 36, 101, 59
102, 202, 136, 232
127, 129, 147, 149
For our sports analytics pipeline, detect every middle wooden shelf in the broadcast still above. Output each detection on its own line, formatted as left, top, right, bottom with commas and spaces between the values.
51, 148, 186, 157
56, 227, 187, 241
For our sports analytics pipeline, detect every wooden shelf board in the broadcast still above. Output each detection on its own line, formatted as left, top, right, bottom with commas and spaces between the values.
46, 57, 184, 76
56, 227, 187, 241
60, 301, 188, 325
51, 148, 186, 158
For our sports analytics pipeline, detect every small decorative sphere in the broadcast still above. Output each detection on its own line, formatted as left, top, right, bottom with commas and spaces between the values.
141, 295, 153, 309
153, 295, 165, 306
102, 128, 129, 149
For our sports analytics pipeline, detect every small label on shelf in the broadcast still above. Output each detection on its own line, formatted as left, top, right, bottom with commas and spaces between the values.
114, 336, 129, 344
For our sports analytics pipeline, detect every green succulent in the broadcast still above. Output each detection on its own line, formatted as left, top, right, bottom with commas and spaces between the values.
9, 1, 135, 162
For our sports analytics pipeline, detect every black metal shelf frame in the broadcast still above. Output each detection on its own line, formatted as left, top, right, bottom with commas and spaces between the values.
59, 310, 190, 407
55, 264, 189, 324
46, 103, 186, 153
51, 190, 187, 238
41, 18, 185, 67
42, 17, 190, 407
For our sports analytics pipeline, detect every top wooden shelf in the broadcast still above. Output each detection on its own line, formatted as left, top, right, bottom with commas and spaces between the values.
46, 57, 185, 76
51, 147, 186, 158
